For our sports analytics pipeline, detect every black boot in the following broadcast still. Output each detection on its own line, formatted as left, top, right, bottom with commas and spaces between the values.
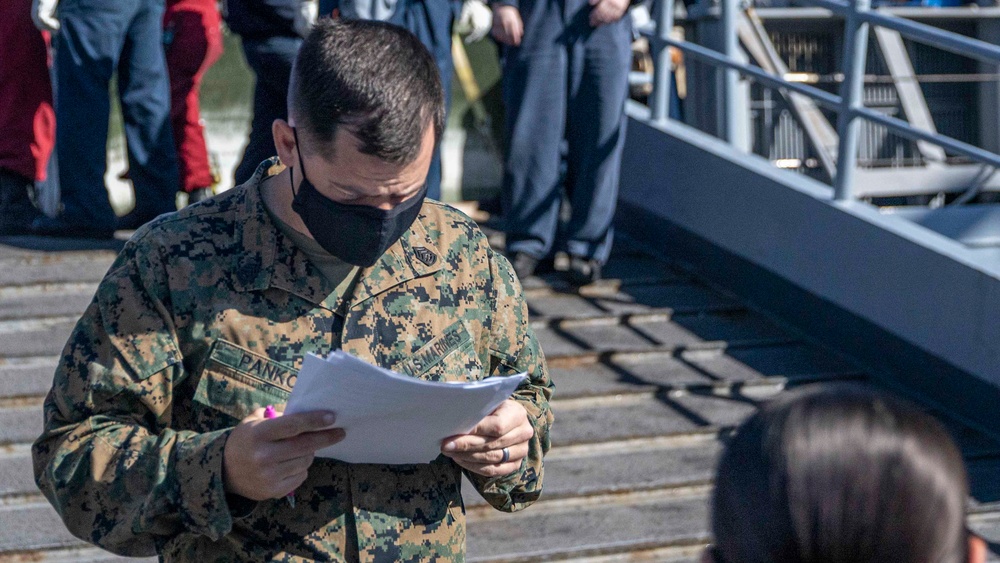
0, 170, 43, 236
511, 252, 540, 280
567, 256, 602, 286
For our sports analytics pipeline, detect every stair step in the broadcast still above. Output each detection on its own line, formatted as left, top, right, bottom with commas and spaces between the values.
551, 392, 758, 448
549, 342, 859, 400
0, 284, 96, 321
0, 502, 83, 553
518, 253, 686, 291
463, 440, 721, 508
0, 318, 76, 358
0, 449, 36, 498
0, 357, 58, 400
466, 490, 710, 563
533, 311, 790, 358
524, 282, 739, 320
0, 405, 43, 446
0, 251, 116, 287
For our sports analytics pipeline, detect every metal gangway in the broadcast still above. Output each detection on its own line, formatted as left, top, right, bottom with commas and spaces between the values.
623, 0, 1000, 437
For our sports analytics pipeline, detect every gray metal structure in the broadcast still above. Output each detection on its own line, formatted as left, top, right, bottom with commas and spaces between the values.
629, 0, 1000, 437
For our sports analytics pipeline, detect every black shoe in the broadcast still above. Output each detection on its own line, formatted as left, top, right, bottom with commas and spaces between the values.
567, 256, 602, 286
0, 170, 43, 235
187, 187, 214, 205
30, 215, 116, 239
511, 252, 540, 280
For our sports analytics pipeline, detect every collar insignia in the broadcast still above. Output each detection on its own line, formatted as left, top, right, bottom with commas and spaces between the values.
413, 246, 437, 266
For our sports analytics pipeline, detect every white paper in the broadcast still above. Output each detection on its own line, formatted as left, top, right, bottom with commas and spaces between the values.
283, 351, 527, 464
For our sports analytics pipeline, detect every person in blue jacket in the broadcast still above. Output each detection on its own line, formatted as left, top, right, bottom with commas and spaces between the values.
318, 0, 460, 202
31, 0, 181, 238
492, 0, 631, 284
226, 0, 305, 186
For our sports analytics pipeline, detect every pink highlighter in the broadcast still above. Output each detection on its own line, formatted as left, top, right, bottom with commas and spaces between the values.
264, 405, 296, 508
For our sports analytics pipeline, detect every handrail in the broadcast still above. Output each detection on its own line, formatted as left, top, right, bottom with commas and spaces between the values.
651, 32, 843, 110
644, 0, 1000, 201
858, 107, 1000, 170
811, 0, 1000, 65
833, 0, 871, 200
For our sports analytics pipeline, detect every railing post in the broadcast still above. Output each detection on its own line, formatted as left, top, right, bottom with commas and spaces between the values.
834, 0, 871, 201
651, 0, 676, 123
720, 0, 740, 143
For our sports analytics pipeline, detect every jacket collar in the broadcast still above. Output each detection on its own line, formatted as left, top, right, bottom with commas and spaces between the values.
232, 159, 443, 311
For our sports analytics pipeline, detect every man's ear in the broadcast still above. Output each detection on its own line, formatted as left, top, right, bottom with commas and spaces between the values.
969, 534, 988, 563
272, 119, 297, 168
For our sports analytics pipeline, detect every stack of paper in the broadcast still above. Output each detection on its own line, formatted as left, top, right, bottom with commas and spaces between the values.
283, 351, 527, 464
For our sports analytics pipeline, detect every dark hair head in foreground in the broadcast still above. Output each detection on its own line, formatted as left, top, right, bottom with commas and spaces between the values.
710, 383, 986, 563
288, 18, 445, 163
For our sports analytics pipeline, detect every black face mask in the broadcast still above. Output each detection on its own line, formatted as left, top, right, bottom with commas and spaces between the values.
289, 128, 426, 267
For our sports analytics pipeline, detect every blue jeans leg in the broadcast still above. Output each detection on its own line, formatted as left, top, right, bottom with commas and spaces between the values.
118, 0, 179, 217
562, 13, 631, 264
500, 0, 570, 260
54, 0, 133, 229
234, 35, 301, 186
391, 0, 458, 201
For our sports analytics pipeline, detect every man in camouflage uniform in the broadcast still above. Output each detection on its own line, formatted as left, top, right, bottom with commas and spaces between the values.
33, 19, 552, 562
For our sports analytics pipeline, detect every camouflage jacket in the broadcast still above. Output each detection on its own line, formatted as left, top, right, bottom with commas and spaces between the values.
32, 163, 553, 562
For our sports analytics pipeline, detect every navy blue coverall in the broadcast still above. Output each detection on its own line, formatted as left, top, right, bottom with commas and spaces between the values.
53, 0, 179, 232
499, 0, 631, 265
226, 0, 302, 186
320, 0, 458, 201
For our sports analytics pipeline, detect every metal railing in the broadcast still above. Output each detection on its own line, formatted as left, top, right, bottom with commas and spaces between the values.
645, 0, 1000, 201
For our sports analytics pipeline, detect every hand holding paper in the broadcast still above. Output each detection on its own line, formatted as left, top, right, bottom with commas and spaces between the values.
442, 399, 534, 477
222, 407, 345, 501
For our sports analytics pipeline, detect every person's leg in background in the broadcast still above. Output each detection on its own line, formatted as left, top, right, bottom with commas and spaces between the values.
116, 0, 181, 229
0, 0, 52, 234
391, 0, 460, 201
561, 4, 630, 284
34, 0, 132, 237
499, 0, 569, 279
165, 0, 223, 205
233, 35, 302, 186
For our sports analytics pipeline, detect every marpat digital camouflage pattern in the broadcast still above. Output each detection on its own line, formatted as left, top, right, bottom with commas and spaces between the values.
32, 160, 553, 562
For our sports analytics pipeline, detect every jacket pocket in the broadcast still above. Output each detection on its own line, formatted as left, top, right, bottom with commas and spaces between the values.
191, 339, 295, 431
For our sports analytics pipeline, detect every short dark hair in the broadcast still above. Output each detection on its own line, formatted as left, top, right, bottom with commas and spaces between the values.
290, 19, 445, 164
712, 384, 969, 563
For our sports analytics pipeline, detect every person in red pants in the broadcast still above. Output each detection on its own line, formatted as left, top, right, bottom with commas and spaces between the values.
164, 0, 223, 204
0, 0, 54, 235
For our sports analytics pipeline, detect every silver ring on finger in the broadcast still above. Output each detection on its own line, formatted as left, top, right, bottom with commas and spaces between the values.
500, 447, 510, 464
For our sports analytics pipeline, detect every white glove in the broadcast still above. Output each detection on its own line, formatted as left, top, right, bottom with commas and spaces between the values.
629, 3, 651, 30
456, 0, 492, 44
294, 0, 319, 38
32, 0, 60, 33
